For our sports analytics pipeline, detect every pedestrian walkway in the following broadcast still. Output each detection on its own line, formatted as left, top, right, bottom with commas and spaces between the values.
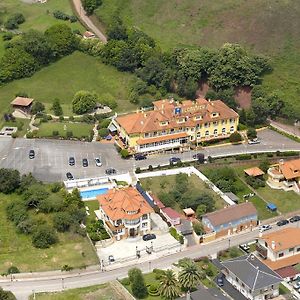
92, 122, 99, 142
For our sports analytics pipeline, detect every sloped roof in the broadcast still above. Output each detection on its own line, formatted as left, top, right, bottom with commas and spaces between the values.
11, 97, 34, 107
203, 202, 257, 227
222, 254, 282, 291
97, 187, 153, 221
279, 159, 300, 180
244, 167, 265, 177
161, 207, 181, 220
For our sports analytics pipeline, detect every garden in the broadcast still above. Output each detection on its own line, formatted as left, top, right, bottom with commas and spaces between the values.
0, 169, 98, 273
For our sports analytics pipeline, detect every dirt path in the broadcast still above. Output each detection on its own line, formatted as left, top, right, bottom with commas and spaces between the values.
71, 0, 107, 43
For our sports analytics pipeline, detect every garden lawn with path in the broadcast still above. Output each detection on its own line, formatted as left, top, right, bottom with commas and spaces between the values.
0, 192, 98, 273
0, 51, 138, 116
35, 121, 93, 139
28, 283, 124, 300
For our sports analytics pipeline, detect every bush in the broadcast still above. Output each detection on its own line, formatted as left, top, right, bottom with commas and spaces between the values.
72, 90, 97, 114
7, 266, 20, 274
247, 127, 257, 140
135, 167, 141, 174
229, 131, 242, 143
53, 10, 69, 21
52, 130, 59, 137
236, 154, 252, 160
61, 264, 73, 272
32, 225, 58, 248
120, 149, 130, 159
193, 222, 204, 236
11, 132, 18, 138
0, 169, 20, 194
98, 128, 109, 138
53, 212, 73, 232
0, 287, 16, 300
148, 165, 153, 171
153, 269, 165, 280
66, 131, 73, 138
121, 277, 130, 286
26, 131, 34, 138
59, 115, 64, 122
148, 283, 159, 296
128, 268, 148, 299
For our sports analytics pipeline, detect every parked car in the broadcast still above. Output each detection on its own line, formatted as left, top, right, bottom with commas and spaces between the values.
169, 157, 181, 164
105, 168, 117, 175
66, 172, 74, 180
94, 157, 102, 167
192, 153, 205, 163
277, 219, 289, 227
108, 255, 115, 263
259, 225, 272, 233
68, 157, 75, 166
290, 216, 300, 223
217, 276, 224, 287
248, 138, 260, 145
143, 234, 156, 241
29, 149, 35, 159
293, 274, 300, 281
134, 154, 147, 160
293, 281, 300, 289
82, 158, 88, 167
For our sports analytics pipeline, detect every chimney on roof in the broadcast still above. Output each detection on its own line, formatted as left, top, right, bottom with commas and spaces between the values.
271, 241, 276, 250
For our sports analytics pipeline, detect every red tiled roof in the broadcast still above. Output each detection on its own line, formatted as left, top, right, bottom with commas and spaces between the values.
11, 97, 34, 107
161, 207, 181, 220
244, 167, 265, 177
275, 266, 298, 278
279, 159, 300, 180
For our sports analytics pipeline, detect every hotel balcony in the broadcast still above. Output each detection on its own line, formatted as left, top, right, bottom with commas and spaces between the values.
124, 219, 140, 227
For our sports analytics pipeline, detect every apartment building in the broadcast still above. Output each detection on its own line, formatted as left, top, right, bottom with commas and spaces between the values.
110, 98, 239, 153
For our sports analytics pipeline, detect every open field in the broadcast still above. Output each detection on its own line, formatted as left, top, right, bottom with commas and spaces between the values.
0, 0, 84, 34
0, 193, 98, 273
0, 51, 138, 114
96, 0, 300, 116
29, 283, 124, 300
140, 174, 226, 212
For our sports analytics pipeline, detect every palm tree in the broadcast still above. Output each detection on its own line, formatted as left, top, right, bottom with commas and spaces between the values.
159, 269, 181, 300
178, 260, 204, 291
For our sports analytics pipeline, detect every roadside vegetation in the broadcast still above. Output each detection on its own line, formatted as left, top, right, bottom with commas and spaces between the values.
0, 169, 98, 273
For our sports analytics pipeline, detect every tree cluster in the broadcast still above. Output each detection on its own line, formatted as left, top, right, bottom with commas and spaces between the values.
53, 10, 77, 23
0, 24, 77, 83
1, 169, 86, 249
4, 13, 25, 30
82, 0, 103, 15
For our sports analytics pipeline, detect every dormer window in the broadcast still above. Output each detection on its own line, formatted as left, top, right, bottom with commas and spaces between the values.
127, 210, 137, 215
211, 112, 219, 117
194, 115, 202, 121
177, 118, 185, 123
160, 121, 168, 126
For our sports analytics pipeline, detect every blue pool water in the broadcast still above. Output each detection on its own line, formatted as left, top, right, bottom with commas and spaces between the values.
80, 188, 109, 199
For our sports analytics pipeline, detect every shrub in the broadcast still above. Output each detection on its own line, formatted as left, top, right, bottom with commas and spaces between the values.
98, 128, 109, 138
246, 127, 257, 140
153, 269, 165, 280
120, 149, 130, 159
148, 165, 153, 171
32, 225, 58, 248
11, 132, 18, 138
7, 266, 20, 274
0, 287, 16, 300
193, 222, 204, 236
69, 116, 74, 121
148, 283, 159, 296
267, 153, 274, 157
59, 115, 64, 122
121, 277, 130, 286
52, 130, 59, 137
66, 131, 73, 138
61, 264, 73, 272
229, 131, 242, 143
135, 167, 141, 174
26, 131, 34, 139
72, 90, 97, 114
69, 15, 77, 23
236, 154, 252, 160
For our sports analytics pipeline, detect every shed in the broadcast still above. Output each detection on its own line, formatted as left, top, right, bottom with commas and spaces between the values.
266, 203, 277, 212
11, 97, 34, 113
183, 208, 195, 218
244, 167, 265, 177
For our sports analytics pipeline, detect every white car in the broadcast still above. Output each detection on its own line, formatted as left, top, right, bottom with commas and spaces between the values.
259, 225, 272, 233
95, 157, 102, 167
293, 281, 300, 289
248, 138, 260, 145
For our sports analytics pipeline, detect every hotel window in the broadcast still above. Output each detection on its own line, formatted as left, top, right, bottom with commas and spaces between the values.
297, 247, 300, 252
222, 128, 226, 134
205, 130, 209, 136
197, 132, 201, 138
278, 252, 284, 258
289, 247, 294, 252
204, 123, 209, 128
230, 118, 235, 123
195, 115, 202, 120
153, 131, 157, 136
145, 133, 149, 138
222, 120, 226, 124
230, 126, 234, 132
213, 121, 218, 127
170, 128, 175, 133
214, 129, 218, 136
142, 214, 148, 220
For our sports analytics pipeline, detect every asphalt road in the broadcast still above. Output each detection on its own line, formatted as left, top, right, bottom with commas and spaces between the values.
3, 220, 300, 300
0, 129, 299, 182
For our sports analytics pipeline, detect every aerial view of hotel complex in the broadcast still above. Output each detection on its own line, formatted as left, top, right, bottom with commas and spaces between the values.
0, 0, 300, 299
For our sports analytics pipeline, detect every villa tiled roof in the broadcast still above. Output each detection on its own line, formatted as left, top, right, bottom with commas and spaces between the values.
115, 98, 238, 135
244, 167, 265, 177
11, 97, 34, 107
97, 187, 153, 221
279, 159, 300, 180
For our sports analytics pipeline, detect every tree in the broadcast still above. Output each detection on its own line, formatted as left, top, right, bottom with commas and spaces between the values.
72, 90, 97, 114
0, 287, 16, 300
51, 98, 63, 116
128, 268, 148, 299
178, 260, 204, 291
189, 193, 215, 212
259, 159, 270, 173
32, 225, 58, 248
53, 212, 73, 232
23, 184, 49, 209
196, 204, 207, 219
247, 127, 257, 140
159, 269, 181, 300
120, 149, 129, 159
7, 266, 20, 274
98, 128, 109, 138
0, 169, 20, 194
45, 24, 77, 58
193, 222, 204, 235
31, 101, 45, 114
229, 131, 242, 143
82, 0, 102, 15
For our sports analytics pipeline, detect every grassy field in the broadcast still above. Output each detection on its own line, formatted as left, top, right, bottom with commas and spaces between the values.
0, 51, 138, 115
96, 0, 300, 116
0, 0, 84, 34
29, 283, 124, 300
36, 121, 93, 139
140, 174, 226, 212
0, 193, 98, 273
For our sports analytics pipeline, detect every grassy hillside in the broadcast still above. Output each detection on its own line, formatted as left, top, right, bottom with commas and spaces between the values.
96, 0, 300, 117
0, 51, 138, 114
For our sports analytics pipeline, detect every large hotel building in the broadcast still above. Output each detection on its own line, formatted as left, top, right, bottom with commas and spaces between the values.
110, 98, 239, 154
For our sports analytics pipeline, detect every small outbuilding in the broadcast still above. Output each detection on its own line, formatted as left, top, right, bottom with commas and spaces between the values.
11, 97, 34, 114
161, 207, 181, 226
244, 167, 265, 178
183, 208, 195, 218
266, 202, 277, 212
83, 31, 95, 39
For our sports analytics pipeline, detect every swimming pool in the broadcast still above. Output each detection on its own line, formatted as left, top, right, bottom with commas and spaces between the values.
80, 188, 109, 199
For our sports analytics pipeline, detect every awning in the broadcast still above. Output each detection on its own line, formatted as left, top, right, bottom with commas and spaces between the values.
108, 123, 117, 132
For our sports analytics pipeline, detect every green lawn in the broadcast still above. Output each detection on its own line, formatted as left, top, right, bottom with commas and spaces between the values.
0, 0, 84, 34
29, 283, 124, 300
85, 200, 99, 224
0, 51, 138, 115
0, 193, 98, 273
36, 121, 93, 139
140, 174, 227, 212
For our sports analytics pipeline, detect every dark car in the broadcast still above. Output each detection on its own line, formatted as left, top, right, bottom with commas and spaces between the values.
277, 219, 289, 226
143, 234, 156, 241
169, 157, 181, 164
105, 168, 117, 175
29, 149, 35, 159
289, 215, 300, 223
66, 172, 74, 180
68, 157, 75, 166
135, 154, 147, 160
82, 158, 88, 167
108, 255, 115, 263
192, 153, 205, 163
217, 276, 224, 287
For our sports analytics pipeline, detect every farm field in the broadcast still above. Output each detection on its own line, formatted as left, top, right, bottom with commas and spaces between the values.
0, 51, 138, 115
96, 0, 300, 117
0, 193, 98, 273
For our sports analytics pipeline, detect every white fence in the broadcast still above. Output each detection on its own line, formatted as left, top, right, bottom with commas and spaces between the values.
136, 166, 236, 206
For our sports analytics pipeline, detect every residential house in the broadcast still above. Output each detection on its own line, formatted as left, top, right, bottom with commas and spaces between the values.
83, 31, 95, 39
177, 285, 229, 300
202, 202, 258, 238
256, 227, 300, 270
161, 207, 181, 226
11, 97, 34, 115
110, 98, 239, 153
221, 254, 282, 300
96, 187, 153, 240
267, 159, 300, 194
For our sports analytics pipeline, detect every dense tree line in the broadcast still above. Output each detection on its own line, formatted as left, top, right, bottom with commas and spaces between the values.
0, 169, 86, 249
0, 24, 77, 83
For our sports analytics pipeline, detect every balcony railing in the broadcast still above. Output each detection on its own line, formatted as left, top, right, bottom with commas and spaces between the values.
124, 219, 140, 226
